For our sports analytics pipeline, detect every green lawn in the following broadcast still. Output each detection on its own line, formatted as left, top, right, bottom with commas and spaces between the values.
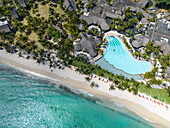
38, 3, 49, 19
53, 5, 65, 16
28, 32, 43, 49
72, 59, 170, 104
72, 60, 119, 79
139, 85, 170, 104
30, 3, 49, 19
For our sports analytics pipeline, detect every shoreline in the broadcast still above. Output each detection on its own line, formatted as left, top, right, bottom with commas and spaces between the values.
0, 50, 170, 128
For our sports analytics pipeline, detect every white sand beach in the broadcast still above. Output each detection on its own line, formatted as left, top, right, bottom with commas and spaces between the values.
0, 50, 170, 128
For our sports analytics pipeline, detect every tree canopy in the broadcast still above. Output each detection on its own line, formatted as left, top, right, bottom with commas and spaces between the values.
156, 0, 170, 9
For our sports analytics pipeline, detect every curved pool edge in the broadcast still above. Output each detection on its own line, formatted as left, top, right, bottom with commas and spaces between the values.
102, 35, 153, 75
95, 57, 144, 81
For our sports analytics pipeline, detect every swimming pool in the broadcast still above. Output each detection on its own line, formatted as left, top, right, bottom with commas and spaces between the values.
103, 36, 152, 74
96, 57, 144, 80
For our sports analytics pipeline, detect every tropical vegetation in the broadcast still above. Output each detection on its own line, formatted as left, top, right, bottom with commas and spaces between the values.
156, 0, 170, 9
0, 0, 170, 105
110, 7, 144, 37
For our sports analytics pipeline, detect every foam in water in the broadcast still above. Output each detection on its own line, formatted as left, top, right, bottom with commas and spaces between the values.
0, 64, 163, 128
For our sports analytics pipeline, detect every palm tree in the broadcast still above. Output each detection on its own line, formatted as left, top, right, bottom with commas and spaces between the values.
129, 18, 139, 25
117, 25, 122, 32
132, 88, 138, 95
26, 55, 30, 59
121, 81, 129, 90
145, 83, 151, 89
132, 82, 140, 91
90, 82, 95, 88
165, 86, 170, 97
85, 76, 91, 82
153, 46, 160, 57
117, 85, 123, 90
124, 7, 131, 13
136, 12, 143, 20
113, 79, 120, 86
109, 85, 116, 90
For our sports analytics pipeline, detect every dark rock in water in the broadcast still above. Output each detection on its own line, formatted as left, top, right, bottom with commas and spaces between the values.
59, 85, 104, 104
59, 85, 75, 94
84, 97, 96, 103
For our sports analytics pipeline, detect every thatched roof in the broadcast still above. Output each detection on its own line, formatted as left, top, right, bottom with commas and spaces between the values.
155, 40, 170, 55
0, 20, 13, 33
138, 0, 149, 7
106, 12, 123, 19
74, 33, 101, 57
0, 24, 11, 33
80, 15, 110, 30
132, 34, 150, 48
141, 18, 149, 25
142, 10, 153, 19
101, 11, 107, 19
122, 5, 140, 12
11, 10, 19, 19
100, 9, 123, 20
132, 40, 143, 48
64, 0, 76, 11
17, 0, 28, 7
122, 5, 153, 19
166, 67, 170, 74
74, 44, 81, 51
165, 67, 170, 78
115, 10, 123, 15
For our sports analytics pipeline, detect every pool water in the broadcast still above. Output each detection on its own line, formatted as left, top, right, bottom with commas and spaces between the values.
104, 36, 152, 74
96, 57, 143, 80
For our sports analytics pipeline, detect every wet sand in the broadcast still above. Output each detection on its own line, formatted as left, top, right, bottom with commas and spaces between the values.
0, 50, 170, 128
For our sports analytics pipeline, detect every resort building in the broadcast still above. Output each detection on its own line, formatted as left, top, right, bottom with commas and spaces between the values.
0, 20, 12, 33
80, 15, 110, 31
155, 40, 170, 55
146, 20, 170, 55
140, 18, 149, 26
165, 67, 170, 78
138, 0, 149, 8
10, 9, 20, 19
122, 5, 153, 19
111, 0, 138, 9
17, 0, 28, 8
80, 5, 125, 31
132, 34, 150, 48
101, 10, 123, 20
63, 0, 76, 11
74, 33, 101, 57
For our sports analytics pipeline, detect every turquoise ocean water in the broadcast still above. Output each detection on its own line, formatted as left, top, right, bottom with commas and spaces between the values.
0, 64, 163, 128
